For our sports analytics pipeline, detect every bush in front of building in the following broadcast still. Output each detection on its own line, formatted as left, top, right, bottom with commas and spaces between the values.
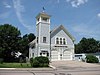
86, 54, 99, 63
30, 56, 49, 67
31, 58, 39, 67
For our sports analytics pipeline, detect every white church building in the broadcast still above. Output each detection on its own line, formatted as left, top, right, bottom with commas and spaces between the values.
29, 12, 75, 61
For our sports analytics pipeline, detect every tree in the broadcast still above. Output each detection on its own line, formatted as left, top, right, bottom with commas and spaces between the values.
0, 24, 36, 62
75, 37, 99, 53
0, 24, 21, 62
19, 33, 35, 57
28, 33, 36, 42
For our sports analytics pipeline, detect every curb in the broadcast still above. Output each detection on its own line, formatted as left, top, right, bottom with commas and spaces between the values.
49, 65, 56, 70
0, 68, 54, 71
0, 68, 16, 70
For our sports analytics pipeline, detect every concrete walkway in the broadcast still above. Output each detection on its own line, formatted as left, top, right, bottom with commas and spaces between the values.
49, 61, 100, 75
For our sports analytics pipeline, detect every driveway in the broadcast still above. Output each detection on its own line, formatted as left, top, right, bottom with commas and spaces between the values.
50, 61, 100, 75
50, 60, 100, 69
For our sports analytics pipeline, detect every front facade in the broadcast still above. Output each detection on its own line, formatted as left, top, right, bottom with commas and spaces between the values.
29, 12, 75, 61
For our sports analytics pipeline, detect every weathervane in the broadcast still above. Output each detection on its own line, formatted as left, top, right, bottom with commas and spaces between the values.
42, 7, 45, 12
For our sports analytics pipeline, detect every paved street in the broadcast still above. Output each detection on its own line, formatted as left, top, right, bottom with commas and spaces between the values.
0, 61, 100, 75
0, 69, 54, 75
0, 68, 100, 75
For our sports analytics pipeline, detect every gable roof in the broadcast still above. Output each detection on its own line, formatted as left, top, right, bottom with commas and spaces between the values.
51, 25, 75, 42
28, 39, 36, 47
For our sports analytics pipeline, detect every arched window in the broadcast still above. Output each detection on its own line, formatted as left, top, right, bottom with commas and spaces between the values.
56, 38, 59, 44
60, 38, 62, 45
63, 38, 66, 45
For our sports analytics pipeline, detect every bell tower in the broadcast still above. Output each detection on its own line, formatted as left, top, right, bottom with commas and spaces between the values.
36, 12, 51, 58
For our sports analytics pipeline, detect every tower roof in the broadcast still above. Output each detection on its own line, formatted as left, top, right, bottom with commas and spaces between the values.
36, 12, 51, 19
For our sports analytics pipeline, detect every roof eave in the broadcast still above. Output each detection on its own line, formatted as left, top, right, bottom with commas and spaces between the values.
36, 12, 51, 19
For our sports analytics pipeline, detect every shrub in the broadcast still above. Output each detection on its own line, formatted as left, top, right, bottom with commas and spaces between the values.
43, 63, 49, 67
35, 56, 49, 64
30, 56, 49, 67
32, 59, 39, 67
86, 54, 99, 63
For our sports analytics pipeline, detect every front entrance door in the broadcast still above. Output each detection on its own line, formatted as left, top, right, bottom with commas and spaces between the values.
58, 48, 63, 60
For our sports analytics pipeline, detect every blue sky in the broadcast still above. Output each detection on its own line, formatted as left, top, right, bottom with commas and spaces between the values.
0, 0, 100, 43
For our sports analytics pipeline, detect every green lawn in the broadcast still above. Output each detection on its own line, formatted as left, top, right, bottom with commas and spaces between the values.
0, 63, 32, 68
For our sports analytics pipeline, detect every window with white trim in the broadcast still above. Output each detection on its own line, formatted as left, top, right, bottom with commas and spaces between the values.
56, 37, 66, 45
60, 38, 62, 45
42, 17, 48, 22
56, 38, 59, 44
63, 38, 66, 45
43, 37, 46, 43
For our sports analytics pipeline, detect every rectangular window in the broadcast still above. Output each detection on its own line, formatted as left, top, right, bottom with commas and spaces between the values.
42, 18, 48, 22
43, 37, 46, 43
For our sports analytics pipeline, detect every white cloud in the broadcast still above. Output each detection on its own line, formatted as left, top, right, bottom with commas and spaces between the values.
3, 1, 11, 8
13, 0, 25, 13
13, 0, 34, 32
66, 0, 88, 8
56, 0, 88, 7
97, 13, 100, 18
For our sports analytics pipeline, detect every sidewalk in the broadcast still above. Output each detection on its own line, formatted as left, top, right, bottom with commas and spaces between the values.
0, 68, 53, 71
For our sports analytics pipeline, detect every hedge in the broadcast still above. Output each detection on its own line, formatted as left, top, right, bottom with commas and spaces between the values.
86, 54, 99, 63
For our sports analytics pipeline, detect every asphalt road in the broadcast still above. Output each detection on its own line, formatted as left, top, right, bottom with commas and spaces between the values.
55, 67, 100, 75
0, 67, 100, 75
0, 70, 54, 75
